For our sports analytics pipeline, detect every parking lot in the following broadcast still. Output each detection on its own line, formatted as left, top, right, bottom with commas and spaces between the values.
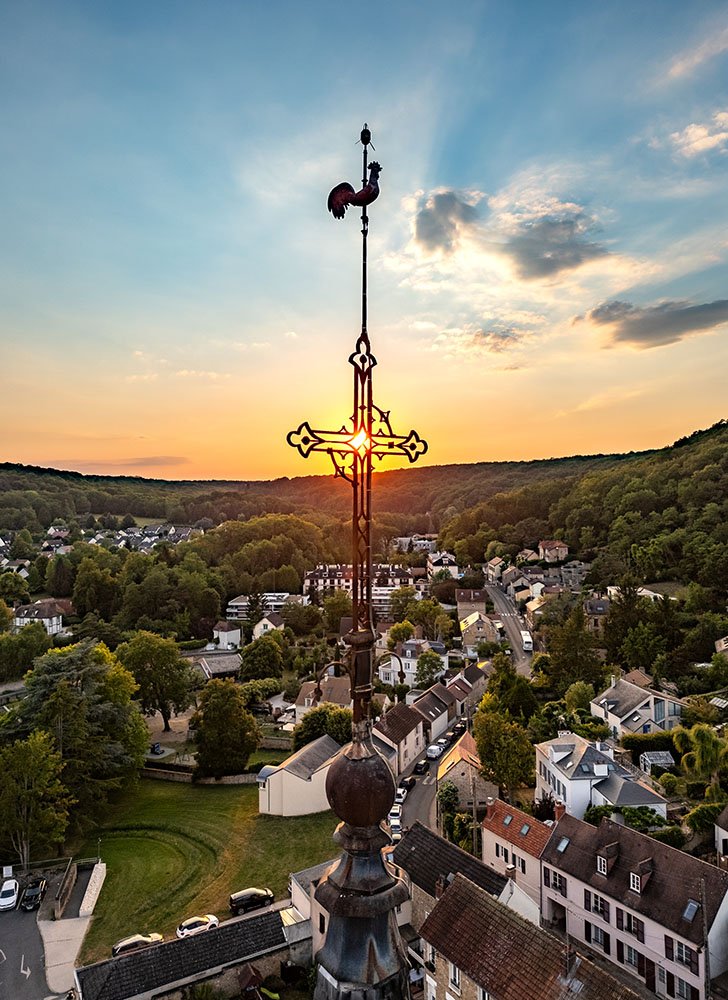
0, 901, 48, 1000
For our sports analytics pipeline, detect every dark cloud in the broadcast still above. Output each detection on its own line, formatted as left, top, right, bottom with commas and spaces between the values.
414, 191, 479, 253
504, 212, 607, 279
470, 327, 523, 352
586, 298, 728, 348
58, 456, 191, 471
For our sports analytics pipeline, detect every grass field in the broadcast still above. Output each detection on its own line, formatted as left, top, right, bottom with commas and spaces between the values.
79, 780, 336, 965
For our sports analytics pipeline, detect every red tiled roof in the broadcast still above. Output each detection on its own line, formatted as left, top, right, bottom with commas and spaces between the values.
481, 798, 553, 859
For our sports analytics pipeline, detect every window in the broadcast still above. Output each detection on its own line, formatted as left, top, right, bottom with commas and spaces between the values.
675, 941, 696, 969
503, 815, 513, 826
592, 894, 609, 920
449, 963, 460, 990
675, 977, 690, 1000
477, 990, 490, 1000
597, 856, 608, 875
592, 925, 605, 948
552, 872, 568, 897
319, 914, 326, 934
624, 913, 644, 942
518, 856, 527, 874
625, 945, 638, 967
556, 837, 570, 853
629, 872, 641, 892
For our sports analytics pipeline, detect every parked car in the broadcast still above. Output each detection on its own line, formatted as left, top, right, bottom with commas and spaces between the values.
229, 887, 274, 916
426, 744, 444, 760
400, 775, 417, 790
20, 877, 48, 912
436, 737, 450, 749
413, 759, 429, 774
389, 822, 402, 844
112, 932, 163, 957
0, 878, 19, 911
394, 786, 408, 804
176, 914, 219, 939
453, 721, 466, 735
388, 804, 402, 822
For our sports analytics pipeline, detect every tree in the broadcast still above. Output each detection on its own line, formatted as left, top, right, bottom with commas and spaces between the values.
9, 639, 147, 832
292, 704, 352, 750
240, 635, 285, 681
473, 711, 533, 800
0, 598, 11, 633
546, 605, 602, 694
72, 558, 119, 620
673, 723, 728, 793
322, 591, 353, 633
116, 631, 194, 732
405, 599, 442, 640
564, 681, 595, 714
0, 731, 73, 868
238, 677, 282, 707
0, 623, 52, 683
389, 587, 417, 623
387, 621, 414, 650
45, 554, 75, 597
192, 679, 260, 778
0, 571, 30, 607
415, 650, 443, 687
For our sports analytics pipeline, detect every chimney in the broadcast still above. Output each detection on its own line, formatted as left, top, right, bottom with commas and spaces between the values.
434, 875, 446, 899
554, 799, 566, 822
414, 625, 424, 640
610, 673, 617, 688
485, 796, 496, 820
505, 863, 516, 882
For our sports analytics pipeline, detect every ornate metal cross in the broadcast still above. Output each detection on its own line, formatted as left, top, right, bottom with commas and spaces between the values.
287, 125, 427, 740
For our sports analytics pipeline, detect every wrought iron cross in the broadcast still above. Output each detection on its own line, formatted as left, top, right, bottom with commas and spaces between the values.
287, 125, 428, 740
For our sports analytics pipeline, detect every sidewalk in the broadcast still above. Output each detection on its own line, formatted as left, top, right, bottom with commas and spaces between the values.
39, 916, 91, 993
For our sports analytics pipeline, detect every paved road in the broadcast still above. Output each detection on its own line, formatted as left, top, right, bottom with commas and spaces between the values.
0, 904, 50, 1000
399, 762, 438, 832
485, 584, 532, 676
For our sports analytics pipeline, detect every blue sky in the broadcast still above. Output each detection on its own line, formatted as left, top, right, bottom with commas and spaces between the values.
1, 0, 727, 479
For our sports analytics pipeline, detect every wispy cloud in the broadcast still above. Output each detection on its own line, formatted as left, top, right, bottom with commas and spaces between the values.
580, 298, 728, 348
669, 111, 728, 158
56, 456, 191, 471
175, 369, 232, 380
667, 25, 728, 80
125, 373, 159, 383
570, 386, 645, 414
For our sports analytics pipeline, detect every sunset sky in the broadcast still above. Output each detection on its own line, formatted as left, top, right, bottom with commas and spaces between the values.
2, 1, 728, 481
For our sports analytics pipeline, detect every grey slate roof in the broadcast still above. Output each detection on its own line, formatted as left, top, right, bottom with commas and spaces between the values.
291, 858, 336, 895
392, 821, 506, 899
76, 910, 286, 1000
280, 735, 341, 780
593, 773, 667, 808
373, 702, 423, 744
594, 679, 651, 719
541, 814, 728, 945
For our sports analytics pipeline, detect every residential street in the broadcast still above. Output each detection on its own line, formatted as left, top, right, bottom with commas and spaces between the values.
399, 761, 438, 833
484, 584, 532, 676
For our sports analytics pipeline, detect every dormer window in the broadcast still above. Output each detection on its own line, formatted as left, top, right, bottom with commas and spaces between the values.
597, 856, 607, 876
629, 872, 641, 893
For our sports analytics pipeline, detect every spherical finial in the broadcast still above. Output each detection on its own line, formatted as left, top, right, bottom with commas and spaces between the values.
326, 743, 395, 827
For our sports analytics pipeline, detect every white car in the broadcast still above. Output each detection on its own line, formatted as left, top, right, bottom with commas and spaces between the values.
0, 878, 19, 911
176, 914, 219, 939
394, 786, 408, 804
388, 804, 402, 822
426, 743, 444, 760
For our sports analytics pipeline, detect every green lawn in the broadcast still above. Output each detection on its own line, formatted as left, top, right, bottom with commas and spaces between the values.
79, 780, 336, 965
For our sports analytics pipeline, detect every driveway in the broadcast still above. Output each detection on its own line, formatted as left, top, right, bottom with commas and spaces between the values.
485, 584, 532, 676
0, 903, 48, 1000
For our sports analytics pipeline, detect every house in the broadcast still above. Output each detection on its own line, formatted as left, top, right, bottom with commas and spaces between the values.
12, 599, 65, 636
716, 636, 728, 655
437, 732, 498, 815
459, 662, 488, 708
561, 560, 592, 589
392, 821, 507, 936
444, 677, 471, 716
538, 539, 569, 563
373, 702, 426, 776
455, 589, 487, 617
516, 548, 540, 564
591, 676, 685, 736
225, 593, 293, 619
213, 620, 241, 649
412, 684, 456, 740
420, 873, 641, 1000
75, 908, 289, 1000
294, 675, 352, 723
715, 804, 728, 861
252, 612, 285, 641
186, 652, 242, 681
511, 584, 532, 607
589, 772, 667, 820
459, 611, 498, 656
500, 565, 521, 589
540, 813, 728, 1000
486, 556, 505, 582
536, 733, 633, 819
2, 559, 30, 579
481, 797, 557, 906
584, 597, 611, 635
378, 637, 447, 689
427, 552, 459, 580
257, 735, 341, 816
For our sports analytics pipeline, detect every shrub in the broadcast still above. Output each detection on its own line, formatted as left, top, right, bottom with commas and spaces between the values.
659, 773, 680, 795
686, 780, 708, 800
685, 801, 726, 834
621, 731, 676, 765
650, 826, 687, 849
